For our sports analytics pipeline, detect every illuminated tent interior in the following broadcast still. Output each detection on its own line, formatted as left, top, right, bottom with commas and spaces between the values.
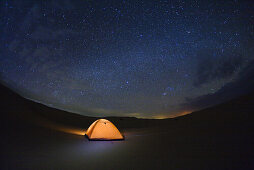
85, 119, 124, 140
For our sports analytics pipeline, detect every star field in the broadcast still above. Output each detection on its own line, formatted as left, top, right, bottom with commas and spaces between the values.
0, 0, 254, 118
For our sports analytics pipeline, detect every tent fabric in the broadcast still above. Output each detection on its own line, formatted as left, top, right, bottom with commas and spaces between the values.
85, 119, 124, 140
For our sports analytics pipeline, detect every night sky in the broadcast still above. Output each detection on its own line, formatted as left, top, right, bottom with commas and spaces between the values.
0, 0, 254, 118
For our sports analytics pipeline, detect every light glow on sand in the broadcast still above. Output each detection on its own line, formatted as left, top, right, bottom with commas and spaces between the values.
54, 126, 86, 136
26, 111, 86, 135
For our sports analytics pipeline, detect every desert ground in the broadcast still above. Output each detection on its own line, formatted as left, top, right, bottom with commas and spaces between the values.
1, 83, 254, 170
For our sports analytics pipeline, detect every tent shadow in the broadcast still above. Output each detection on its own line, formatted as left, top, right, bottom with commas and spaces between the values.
84, 134, 125, 141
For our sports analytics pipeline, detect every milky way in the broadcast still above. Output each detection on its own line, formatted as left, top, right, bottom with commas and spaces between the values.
0, 0, 254, 118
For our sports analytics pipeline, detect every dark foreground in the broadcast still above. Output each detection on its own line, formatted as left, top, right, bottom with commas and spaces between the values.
1, 83, 254, 170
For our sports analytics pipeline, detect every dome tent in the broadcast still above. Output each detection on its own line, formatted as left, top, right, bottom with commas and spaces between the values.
85, 119, 124, 140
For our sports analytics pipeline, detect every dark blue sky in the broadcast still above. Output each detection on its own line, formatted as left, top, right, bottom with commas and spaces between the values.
0, 0, 254, 118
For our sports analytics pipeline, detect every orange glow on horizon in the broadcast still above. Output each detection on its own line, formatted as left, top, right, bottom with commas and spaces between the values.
174, 110, 192, 117
152, 110, 192, 119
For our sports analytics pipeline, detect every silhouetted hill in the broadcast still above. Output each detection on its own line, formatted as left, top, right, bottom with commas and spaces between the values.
1, 81, 254, 131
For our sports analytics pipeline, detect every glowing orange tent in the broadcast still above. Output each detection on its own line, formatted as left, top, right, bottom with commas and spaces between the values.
85, 119, 124, 140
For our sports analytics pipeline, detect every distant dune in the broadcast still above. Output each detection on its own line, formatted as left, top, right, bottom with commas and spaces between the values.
1, 83, 254, 170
